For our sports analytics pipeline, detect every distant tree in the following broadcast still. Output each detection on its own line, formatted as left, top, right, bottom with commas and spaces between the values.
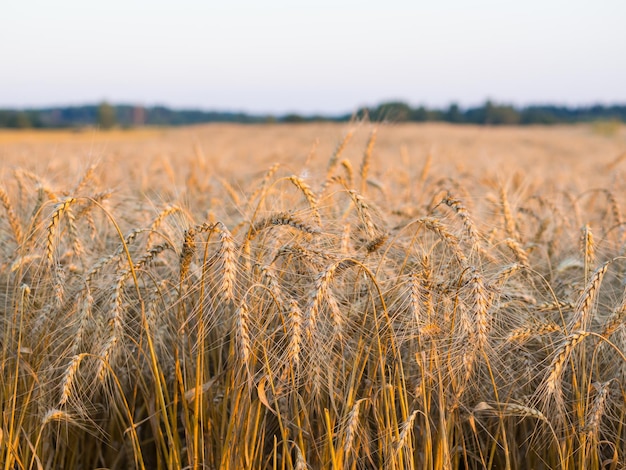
491, 104, 521, 125
445, 103, 464, 123
97, 101, 117, 129
15, 112, 32, 128
0, 111, 35, 128
373, 101, 412, 122
282, 114, 305, 123
467, 100, 520, 125
0, 110, 9, 127
410, 106, 429, 122
1, 101, 624, 129
354, 107, 371, 121
520, 107, 559, 125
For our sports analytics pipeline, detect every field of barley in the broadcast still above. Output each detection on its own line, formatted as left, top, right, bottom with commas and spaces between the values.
1, 122, 626, 469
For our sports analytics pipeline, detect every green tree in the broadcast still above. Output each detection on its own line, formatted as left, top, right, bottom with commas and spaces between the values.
445, 103, 463, 123
374, 101, 412, 122
15, 112, 32, 128
97, 101, 117, 129
410, 106, 429, 122
282, 114, 305, 123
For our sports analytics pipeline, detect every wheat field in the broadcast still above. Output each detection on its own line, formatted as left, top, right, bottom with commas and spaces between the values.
1, 122, 626, 469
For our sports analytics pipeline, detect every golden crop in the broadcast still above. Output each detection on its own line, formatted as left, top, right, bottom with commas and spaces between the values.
1, 122, 625, 469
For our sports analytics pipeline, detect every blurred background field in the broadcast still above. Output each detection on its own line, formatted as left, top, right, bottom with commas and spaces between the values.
2, 122, 625, 188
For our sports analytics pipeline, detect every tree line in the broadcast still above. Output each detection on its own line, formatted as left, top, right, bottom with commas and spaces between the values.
1, 100, 625, 129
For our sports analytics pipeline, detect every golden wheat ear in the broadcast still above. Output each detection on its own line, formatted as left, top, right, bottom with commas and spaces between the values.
46, 197, 78, 264
0, 186, 23, 244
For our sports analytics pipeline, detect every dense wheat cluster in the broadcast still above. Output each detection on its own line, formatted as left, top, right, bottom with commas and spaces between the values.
1, 123, 626, 469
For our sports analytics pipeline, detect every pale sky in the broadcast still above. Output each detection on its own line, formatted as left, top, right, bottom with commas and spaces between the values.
1, 0, 625, 114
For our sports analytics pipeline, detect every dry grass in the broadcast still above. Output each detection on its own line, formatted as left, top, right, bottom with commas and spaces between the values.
1, 122, 626, 469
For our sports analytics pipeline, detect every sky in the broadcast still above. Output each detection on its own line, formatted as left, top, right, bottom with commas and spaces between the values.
1, 0, 626, 114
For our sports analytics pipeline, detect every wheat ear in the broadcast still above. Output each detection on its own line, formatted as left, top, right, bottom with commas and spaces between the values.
58, 353, 88, 406
419, 152, 432, 183
580, 224, 595, 280
235, 303, 252, 368
583, 381, 611, 437
287, 300, 303, 368
417, 217, 468, 267
395, 410, 419, 453
294, 445, 308, 470
147, 205, 181, 247
179, 226, 197, 282
305, 263, 341, 338
545, 331, 590, 394
41, 409, 76, 427
344, 398, 367, 456
72, 164, 96, 194
570, 260, 611, 331
0, 186, 23, 243
289, 175, 321, 226
470, 269, 490, 349
474, 402, 549, 424
250, 212, 321, 240
506, 322, 561, 343
504, 238, 530, 267
46, 197, 77, 264
340, 159, 354, 188
442, 192, 480, 248
216, 221, 237, 302
326, 130, 354, 175
360, 129, 377, 194
347, 189, 377, 238
500, 186, 519, 240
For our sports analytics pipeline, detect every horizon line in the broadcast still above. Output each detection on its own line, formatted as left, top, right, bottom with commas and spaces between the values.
4, 98, 626, 116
